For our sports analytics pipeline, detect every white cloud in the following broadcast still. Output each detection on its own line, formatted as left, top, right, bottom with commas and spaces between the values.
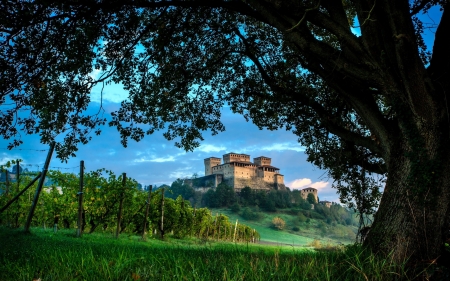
309, 181, 329, 190
261, 142, 305, 152
169, 167, 194, 179
133, 155, 176, 163
288, 178, 312, 189
240, 142, 305, 153
287, 178, 330, 191
197, 144, 227, 153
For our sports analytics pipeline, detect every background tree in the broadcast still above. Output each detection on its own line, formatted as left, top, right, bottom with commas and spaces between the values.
307, 193, 317, 205
168, 178, 195, 201
1, 0, 450, 266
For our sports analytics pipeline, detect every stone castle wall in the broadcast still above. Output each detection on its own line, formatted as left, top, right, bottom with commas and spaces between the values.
198, 153, 286, 192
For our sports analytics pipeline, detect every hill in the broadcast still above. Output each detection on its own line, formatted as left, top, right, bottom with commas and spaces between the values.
210, 206, 358, 246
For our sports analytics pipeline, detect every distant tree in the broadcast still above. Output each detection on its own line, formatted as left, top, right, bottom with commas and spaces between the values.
230, 202, 241, 213
215, 183, 236, 207
202, 189, 219, 208
239, 186, 254, 206
262, 195, 277, 212
291, 190, 303, 205
254, 190, 267, 207
169, 179, 195, 200
307, 193, 317, 205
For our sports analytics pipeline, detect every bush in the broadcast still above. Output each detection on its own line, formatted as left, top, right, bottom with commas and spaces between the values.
298, 213, 307, 223
272, 217, 286, 230
292, 226, 300, 232
308, 239, 322, 248
241, 207, 263, 221
230, 203, 241, 213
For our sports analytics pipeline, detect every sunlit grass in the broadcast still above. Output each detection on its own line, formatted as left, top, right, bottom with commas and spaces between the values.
0, 226, 410, 281
213, 207, 354, 246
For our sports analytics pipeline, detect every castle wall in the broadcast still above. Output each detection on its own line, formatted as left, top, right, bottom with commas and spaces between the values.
223, 153, 250, 163
225, 177, 273, 192
274, 174, 284, 184
233, 165, 257, 179
254, 157, 271, 166
201, 153, 288, 192
301, 187, 318, 202
189, 174, 224, 193
204, 157, 221, 176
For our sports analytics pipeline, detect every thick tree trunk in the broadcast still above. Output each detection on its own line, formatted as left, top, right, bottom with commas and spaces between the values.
366, 126, 450, 267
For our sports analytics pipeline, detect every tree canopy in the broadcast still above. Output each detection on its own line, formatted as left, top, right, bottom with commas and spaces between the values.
2, 0, 450, 268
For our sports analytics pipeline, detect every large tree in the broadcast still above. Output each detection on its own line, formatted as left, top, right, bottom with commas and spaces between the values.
1, 0, 449, 265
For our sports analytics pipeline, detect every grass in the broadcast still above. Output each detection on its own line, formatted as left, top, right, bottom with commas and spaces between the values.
0, 226, 412, 281
212, 208, 354, 246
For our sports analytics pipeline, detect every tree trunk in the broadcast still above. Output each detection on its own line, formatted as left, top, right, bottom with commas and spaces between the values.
366, 126, 450, 268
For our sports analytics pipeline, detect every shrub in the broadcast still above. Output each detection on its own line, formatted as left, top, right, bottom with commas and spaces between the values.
272, 217, 286, 230
298, 213, 307, 223
230, 203, 241, 213
308, 239, 322, 249
241, 207, 263, 221
292, 226, 300, 232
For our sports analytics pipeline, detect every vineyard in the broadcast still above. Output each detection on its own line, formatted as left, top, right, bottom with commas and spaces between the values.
0, 160, 259, 243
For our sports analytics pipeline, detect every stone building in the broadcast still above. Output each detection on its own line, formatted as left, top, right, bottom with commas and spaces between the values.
194, 152, 286, 192
301, 187, 318, 203
319, 200, 332, 208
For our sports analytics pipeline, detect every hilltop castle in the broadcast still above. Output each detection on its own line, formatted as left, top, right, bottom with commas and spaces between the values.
190, 152, 286, 192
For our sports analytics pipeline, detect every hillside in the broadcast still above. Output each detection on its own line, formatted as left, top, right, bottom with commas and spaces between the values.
210, 206, 358, 246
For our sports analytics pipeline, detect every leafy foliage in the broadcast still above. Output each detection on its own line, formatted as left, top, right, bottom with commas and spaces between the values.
0, 168, 258, 242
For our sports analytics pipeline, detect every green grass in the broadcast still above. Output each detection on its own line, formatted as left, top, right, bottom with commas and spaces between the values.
0, 226, 412, 281
211, 208, 354, 246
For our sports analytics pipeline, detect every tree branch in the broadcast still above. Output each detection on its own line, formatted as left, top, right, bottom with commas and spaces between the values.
234, 29, 385, 158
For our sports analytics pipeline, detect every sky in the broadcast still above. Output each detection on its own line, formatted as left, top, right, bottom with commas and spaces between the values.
0, 6, 442, 203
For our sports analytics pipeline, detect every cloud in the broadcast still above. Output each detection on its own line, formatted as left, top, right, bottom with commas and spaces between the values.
237, 142, 305, 154
197, 144, 227, 153
133, 155, 176, 163
288, 178, 312, 189
260, 142, 305, 152
169, 167, 194, 179
287, 178, 330, 191
309, 181, 329, 190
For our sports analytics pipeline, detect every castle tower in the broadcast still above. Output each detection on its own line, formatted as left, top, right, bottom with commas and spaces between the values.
301, 187, 318, 203
223, 153, 250, 163
204, 157, 221, 176
254, 156, 271, 166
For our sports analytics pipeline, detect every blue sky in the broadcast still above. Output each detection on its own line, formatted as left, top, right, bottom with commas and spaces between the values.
0, 6, 442, 203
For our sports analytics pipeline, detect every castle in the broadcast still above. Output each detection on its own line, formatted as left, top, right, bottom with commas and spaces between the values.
191, 152, 286, 192
301, 187, 318, 203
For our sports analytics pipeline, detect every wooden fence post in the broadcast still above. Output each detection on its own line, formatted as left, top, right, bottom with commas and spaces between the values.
76, 160, 84, 237
233, 219, 238, 242
213, 214, 217, 240
24, 142, 55, 233
16, 160, 20, 191
160, 187, 165, 239
142, 185, 153, 239
5, 169, 9, 195
115, 173, 126, 238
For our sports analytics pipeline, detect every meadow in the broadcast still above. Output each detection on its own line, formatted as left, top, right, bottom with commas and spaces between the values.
212, 207, 355, 246
0, 226, 412, 281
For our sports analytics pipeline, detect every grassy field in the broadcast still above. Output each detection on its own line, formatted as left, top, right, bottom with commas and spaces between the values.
211, 208, 355, 246
0, 226, 414, 281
